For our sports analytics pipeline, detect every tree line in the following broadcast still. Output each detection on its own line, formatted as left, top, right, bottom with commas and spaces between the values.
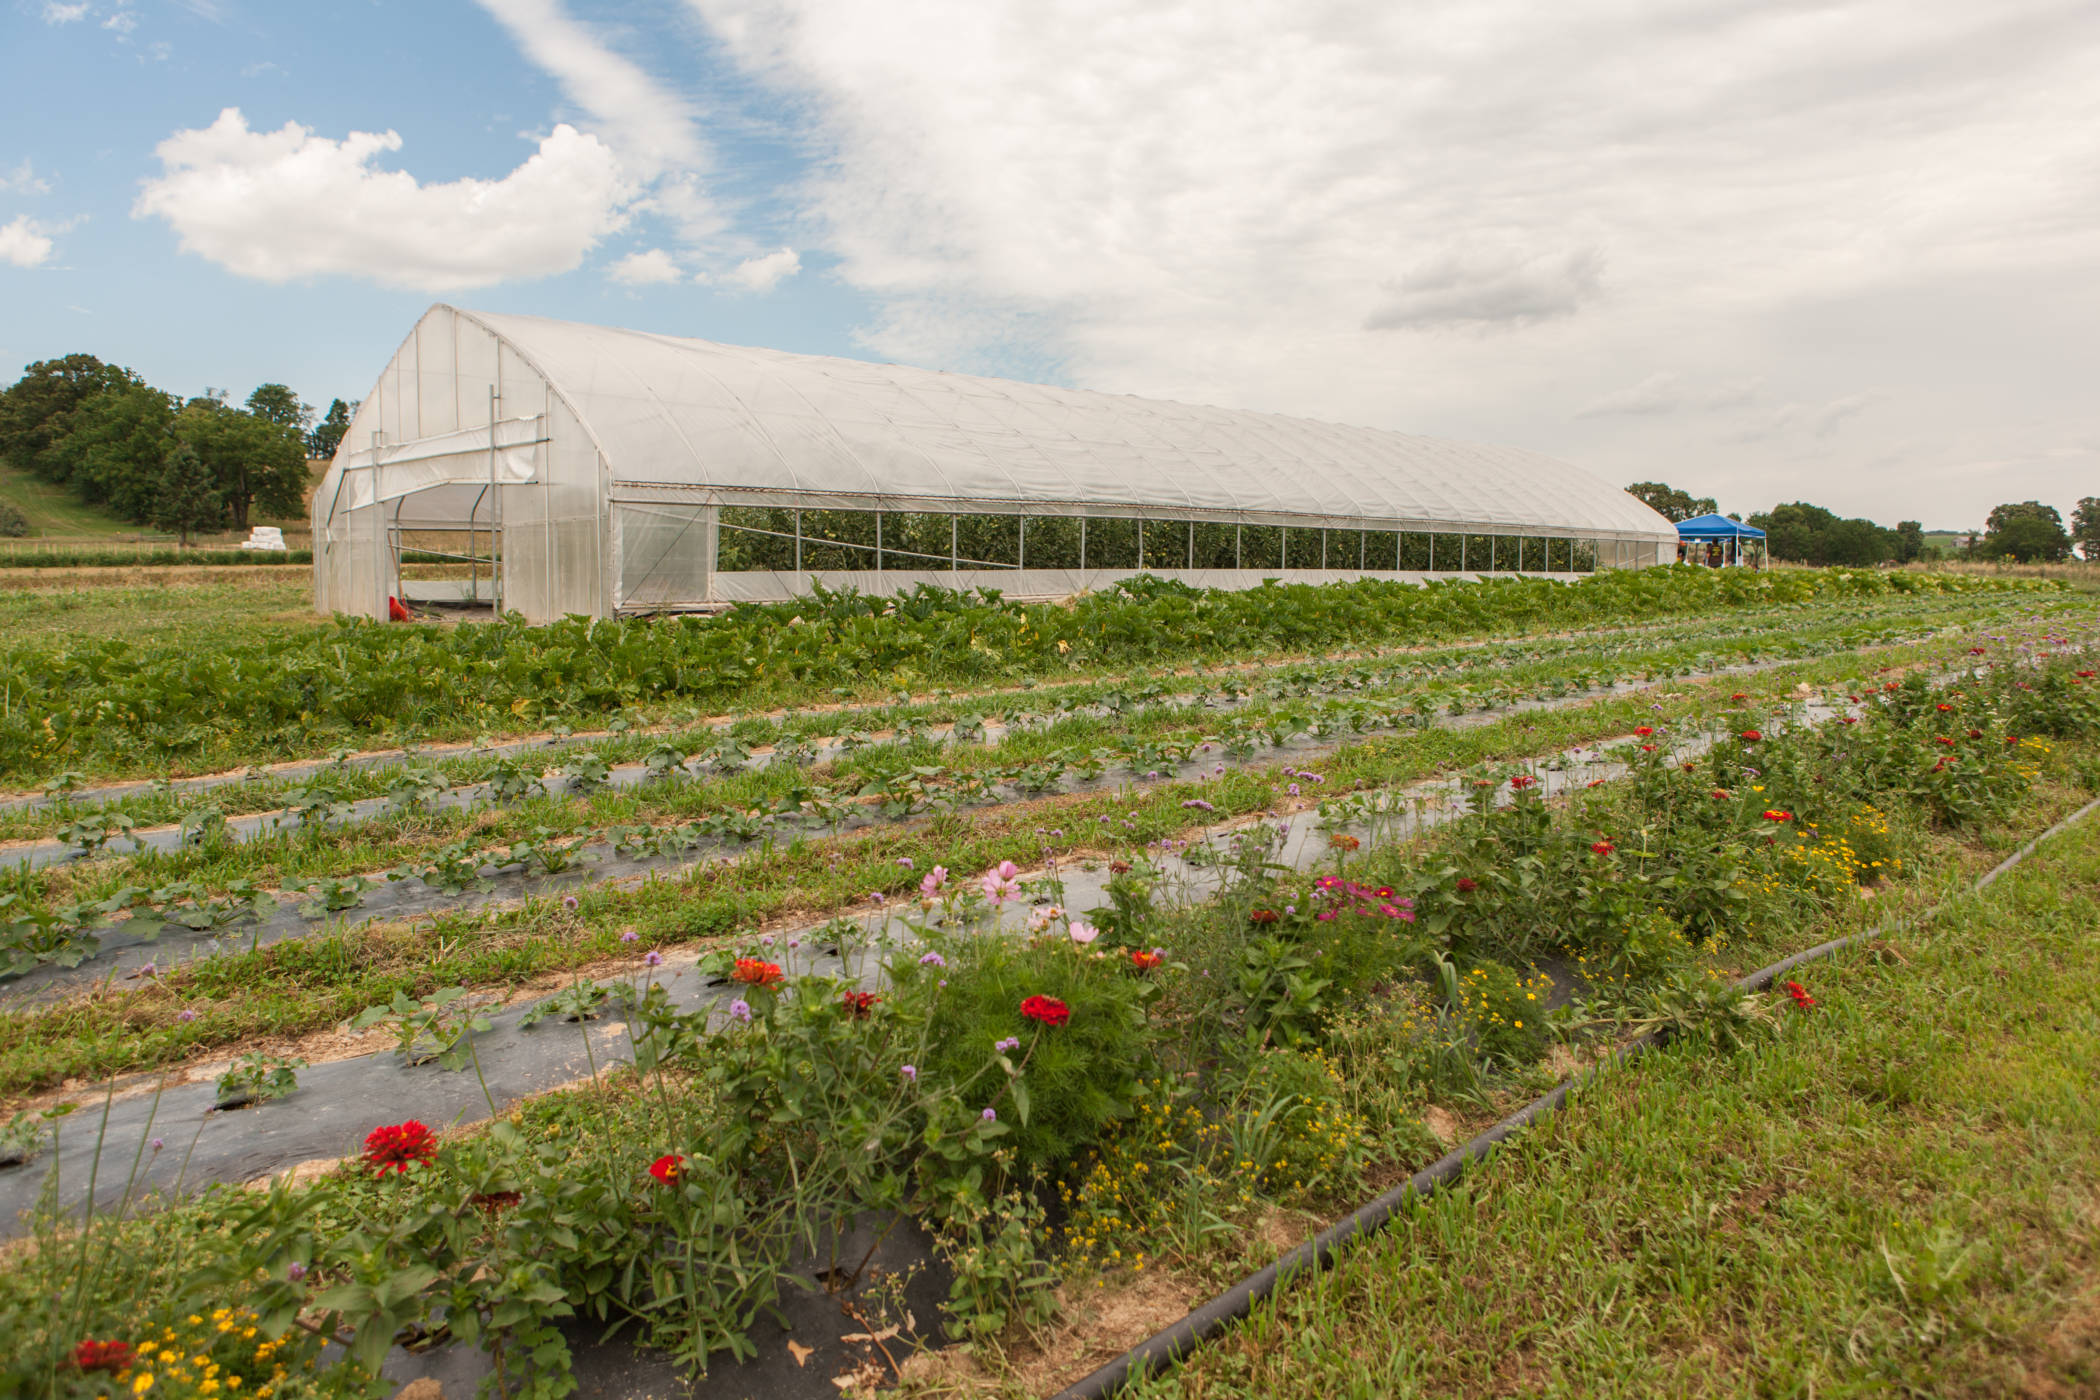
0, 354, 357, 545
1627, 482, 2097, 566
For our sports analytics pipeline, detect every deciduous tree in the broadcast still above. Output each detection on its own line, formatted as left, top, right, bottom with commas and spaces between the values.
1626, 481, 1719, 523
1982, 501, 2070, 562
148, 442, 222, 546
174, 400, 308, 531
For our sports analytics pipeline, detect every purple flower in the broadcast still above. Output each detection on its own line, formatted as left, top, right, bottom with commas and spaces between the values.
643, 951, 663, 967
872, 892, 886, 905
760, 933, 774, 947
981, 1107, 997, 1122
620, 930, 639, 944
177, 1008, 197, 1024
1181, 799, 1214, 812
287, 1262, 307, 1282
149, 1138, 164, 1152
901, 1064, 917, 1081
898, 856, 914, 869
562, 895, 579, 911
728, 999, 752, 1023
995, 1036, 1020, 1053
1288, 783, 1301, 796
920, 951, 946, 968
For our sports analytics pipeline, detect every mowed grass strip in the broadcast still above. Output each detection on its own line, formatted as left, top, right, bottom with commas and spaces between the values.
1134, 805, 2100, 1399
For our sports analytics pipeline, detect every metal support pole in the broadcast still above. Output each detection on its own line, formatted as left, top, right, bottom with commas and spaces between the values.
1235, 524, 1242, 569
876, 512, 884, 572
1080, 516, 1088, 570
1018, 516, 1026, 570
950, 515, 958, 572
794, 510, 803, 572
1187, 520, 1194, 570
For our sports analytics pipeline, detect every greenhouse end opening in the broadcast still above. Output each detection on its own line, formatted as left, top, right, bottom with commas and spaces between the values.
311, 306, 1680, 622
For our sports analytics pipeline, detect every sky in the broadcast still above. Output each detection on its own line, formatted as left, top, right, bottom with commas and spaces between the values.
3, 0, 2097, 531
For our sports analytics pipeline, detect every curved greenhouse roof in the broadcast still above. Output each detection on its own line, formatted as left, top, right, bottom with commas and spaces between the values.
313, 305, 1677, 621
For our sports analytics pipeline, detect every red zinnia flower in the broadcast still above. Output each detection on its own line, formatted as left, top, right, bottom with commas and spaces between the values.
1784, 980, 1816, 1009
1762, 810, 1792, 822
73, 1340, 134, 1374
1508, 774, 1538, 789
1634, 726, 1654, 737
1967, 728, 1983, 739
1374, 886, 1394, 898
1711, 789, 1730, 799
1934, 736, 1956, 747
1591, 841, 1614, 855
1455, 877, 1478, 892
1328, 833, 1361, 851
1968, 647, 1986, 655
2080, 671, 2097, 679
733, 958, 785, 987
1730, 692, 1748, 701
649, 1153, 686, 1185
1883, 682, 1900, 691
1129, 949, 1164, 972
1020, 995, 1070, 1027
1639, 744, 1657, 752
1935, 702, 1955, 712
1740, 729, 1763, 743
2005, 735, 2020, 745
840, 990, 879, 1018
1249, 908, 1280, 925
363, 1120, 437, 1176
1839, 716, 1858, 725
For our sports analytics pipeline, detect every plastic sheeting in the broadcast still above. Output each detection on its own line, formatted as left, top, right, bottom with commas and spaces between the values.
460, 308, 1678, 542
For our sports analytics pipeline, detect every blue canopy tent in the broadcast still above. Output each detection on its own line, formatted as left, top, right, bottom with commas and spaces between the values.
1674, 513, 1765, 568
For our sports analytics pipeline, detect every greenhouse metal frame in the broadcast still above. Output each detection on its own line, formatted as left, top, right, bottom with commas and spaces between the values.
312, 306, 1680, 622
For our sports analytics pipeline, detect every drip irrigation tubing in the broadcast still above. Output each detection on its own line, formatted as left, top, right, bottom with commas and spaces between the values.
1045, 792, 2100, 1400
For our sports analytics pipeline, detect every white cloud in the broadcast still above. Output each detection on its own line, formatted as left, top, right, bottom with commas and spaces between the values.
686, 0, 2100, 527
609, 247, 686, 285
0, 161, 53, 196
1366, 245, 1604, 332
0, 216, 56, 268
42, 2, 90, 22
101, 9, 135, 34
727, 245, 800, 292
133, 107, 631, 291
473, 0, 708, 181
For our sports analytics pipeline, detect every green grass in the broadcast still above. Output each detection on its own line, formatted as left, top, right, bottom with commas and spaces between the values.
1136, 801, 2100, 1398
0, 575, 320, 648
0, 462, 150, 539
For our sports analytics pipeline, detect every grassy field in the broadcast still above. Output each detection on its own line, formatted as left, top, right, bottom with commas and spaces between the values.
0, 459, 320, 548
0, 461, 151, 539
0, 574, 318, 646
1137, 801, 2100, 1399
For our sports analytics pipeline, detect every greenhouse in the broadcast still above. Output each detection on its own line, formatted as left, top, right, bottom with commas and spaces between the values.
311, 305, 1680, 622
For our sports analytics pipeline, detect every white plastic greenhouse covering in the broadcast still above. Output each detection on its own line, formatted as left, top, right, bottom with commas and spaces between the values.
312, 305, 1680, 622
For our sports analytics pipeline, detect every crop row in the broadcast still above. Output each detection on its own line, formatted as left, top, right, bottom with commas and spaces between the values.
0, 618, 2055, 1104
0, 564, 2048, 783
0, 597, 2033, 958
6, 630, 2097, 1391
12, 580, 2052, 854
